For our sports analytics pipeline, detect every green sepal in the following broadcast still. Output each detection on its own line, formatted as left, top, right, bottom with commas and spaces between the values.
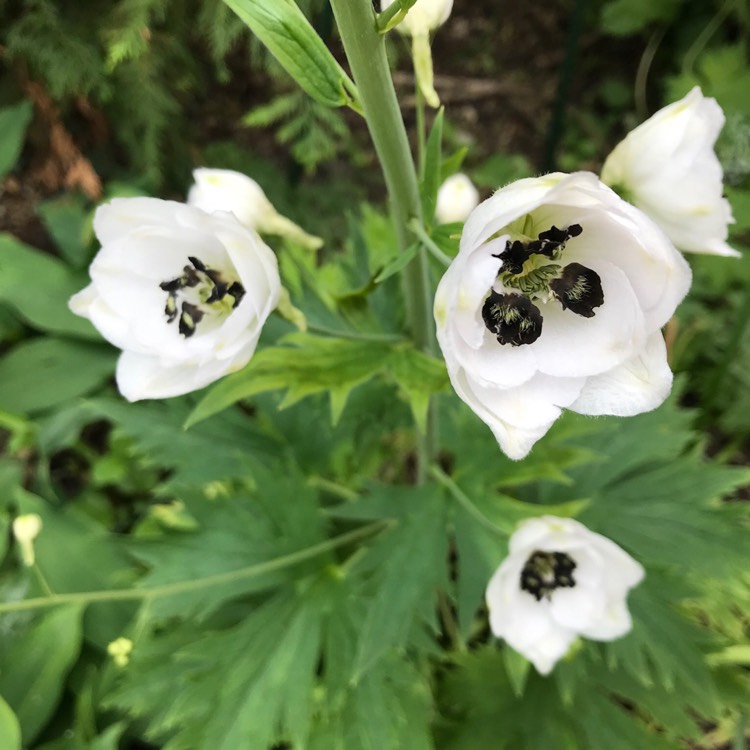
223, 0, 359, 109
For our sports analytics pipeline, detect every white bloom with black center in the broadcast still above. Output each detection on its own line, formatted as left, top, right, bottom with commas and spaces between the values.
434, 171, 692, 459
601, 87, 738, 257
187, 168, 323, 250
70, 197, 280, 401
486, 516, 644, 675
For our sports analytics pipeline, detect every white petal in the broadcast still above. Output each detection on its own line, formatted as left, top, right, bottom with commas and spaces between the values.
532, 261, 646, 378
571, 331, 672, 417
549, 586, 605, 630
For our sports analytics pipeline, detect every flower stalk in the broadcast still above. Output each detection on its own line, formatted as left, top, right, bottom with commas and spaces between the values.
328, 0, 433, 356
329, 0, 437, 480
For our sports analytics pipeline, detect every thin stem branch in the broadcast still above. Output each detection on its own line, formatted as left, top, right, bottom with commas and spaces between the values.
0, 521, 390, 615
409, 219, 453, 266
430, 465, 508, 537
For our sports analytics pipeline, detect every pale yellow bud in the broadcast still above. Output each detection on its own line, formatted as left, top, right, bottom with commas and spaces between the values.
12, 514, 42, 566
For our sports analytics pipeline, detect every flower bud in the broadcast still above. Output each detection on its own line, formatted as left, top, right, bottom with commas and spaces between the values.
107, 637, 134, 667
435, 173, 480, 224
381, 0, 453, 36
12, 514, 42, 566
188, 168, 323, 250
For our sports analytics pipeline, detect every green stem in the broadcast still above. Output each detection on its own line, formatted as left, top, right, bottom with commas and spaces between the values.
430, 465, 508, 537
0, 521, 390, 615
330, 0, 437, 482
329, 0, 433, 355
376, 0, 418, 33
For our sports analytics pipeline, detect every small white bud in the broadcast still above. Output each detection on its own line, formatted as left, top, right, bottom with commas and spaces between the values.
12, 514, 42, 566
435, 173, 480, 224
107, 637, 134, 667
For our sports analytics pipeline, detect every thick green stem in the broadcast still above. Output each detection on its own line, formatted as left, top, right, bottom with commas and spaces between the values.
330, 0, 437, 482
329, 0, 434, 356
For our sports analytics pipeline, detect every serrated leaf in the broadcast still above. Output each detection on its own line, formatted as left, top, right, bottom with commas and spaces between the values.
223, 0, 357, 107
0, 338, 115, 415
0, 234, 98, 339
374, 242, 419, 283
353, 487, 447, 676
0, 101, 33, 179
389, 346, 448, 431
0, 606, 83, 745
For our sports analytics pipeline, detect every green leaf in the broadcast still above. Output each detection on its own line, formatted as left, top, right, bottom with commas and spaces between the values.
11, 488, 134, 648
0, 234, 98, 339
0, 101, 33, 179
0, 606, 83, 745
36, 194, 91, 269
0, 696, 21, 750
601, 0, 685, 35
0, 338, 115, 414
353, 486, 447, 675
222, 0, 357, 107
388, 346, 448, 431
421, 107, 444, 223
187, 334, 446, 430
374, 242, 419, 284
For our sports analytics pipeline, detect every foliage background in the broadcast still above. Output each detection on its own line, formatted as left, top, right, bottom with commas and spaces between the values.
0, 0, 749, 748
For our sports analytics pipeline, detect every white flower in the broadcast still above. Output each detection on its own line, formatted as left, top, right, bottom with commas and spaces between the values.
601, 87, 738, 257
486, 516, 644, 675
435, 173, 480, 224
70, 197, 281, 401
381, 0, 453, 36
187, 168, 323, 250
380, 0, 453, 108
434, 172, 691, 460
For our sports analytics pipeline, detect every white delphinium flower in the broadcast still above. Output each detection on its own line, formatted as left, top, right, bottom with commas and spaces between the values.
70, 198, 281, 401
435, 173, 480, 224
434, 171, 691, 460
486, 516, 644, 675
187, 168, 323, 250
601, 87, 738, 257
380, 0, 453, 108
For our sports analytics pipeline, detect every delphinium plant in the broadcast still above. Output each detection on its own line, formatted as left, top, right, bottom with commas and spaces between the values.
0, 1, 748, 748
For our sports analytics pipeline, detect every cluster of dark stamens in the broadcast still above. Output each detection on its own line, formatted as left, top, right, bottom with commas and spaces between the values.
159, 256, 245, 338
482, 224, 604, 347
520, 550, 577, 602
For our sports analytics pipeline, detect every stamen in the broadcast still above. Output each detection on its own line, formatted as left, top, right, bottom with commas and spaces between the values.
520, 550, 577, 601
179, 301, 204, 338
164, 293, 178, 323
482, 291, 543, 347
159, 256, 244, 337
228, 282, 246, 309
550, 262, 604, 318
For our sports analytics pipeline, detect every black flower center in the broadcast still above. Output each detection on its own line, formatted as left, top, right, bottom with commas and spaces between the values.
482, 223, 604, 346
520, 550, 577, 601
482, 291, 543, 347
159, 256, 245, 338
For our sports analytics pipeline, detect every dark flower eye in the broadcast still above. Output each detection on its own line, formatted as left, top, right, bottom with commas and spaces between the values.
482, 291, 543, 346
550, 263, 604, 318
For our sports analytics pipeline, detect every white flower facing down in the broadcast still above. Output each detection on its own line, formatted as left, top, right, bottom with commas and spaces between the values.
435, 173, 480, 224
486, 516, 644, 675
380, 0, 453, 108
434, 172, 692, 460
381, 0, 453, 36
70, 198, 281, 401
187, 168, 323, 250
601, 87, 738, 257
